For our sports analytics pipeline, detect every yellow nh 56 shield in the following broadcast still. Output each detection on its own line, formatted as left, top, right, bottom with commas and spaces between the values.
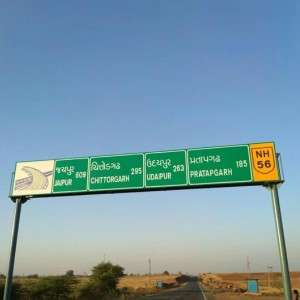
250, 142, 280, 182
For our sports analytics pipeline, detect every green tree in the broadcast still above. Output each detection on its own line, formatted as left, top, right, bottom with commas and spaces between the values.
91, 262, 125, 292
65, 270, 74, 277
77, 262, 125, 299
26, 276, 74, 300
27, 274, 39, 278
76, 281, 105, 300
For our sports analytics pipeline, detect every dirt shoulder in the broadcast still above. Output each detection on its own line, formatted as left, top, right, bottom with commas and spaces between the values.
200, 272, 300, 299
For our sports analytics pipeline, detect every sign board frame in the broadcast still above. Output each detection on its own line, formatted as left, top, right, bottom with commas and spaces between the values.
10, 142, 283, 199
3, 141, 293, 300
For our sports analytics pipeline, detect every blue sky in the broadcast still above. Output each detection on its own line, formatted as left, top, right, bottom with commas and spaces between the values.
0, 1, 299, 275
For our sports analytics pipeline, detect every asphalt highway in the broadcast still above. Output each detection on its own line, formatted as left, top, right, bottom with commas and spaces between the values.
142, 280, 207, 300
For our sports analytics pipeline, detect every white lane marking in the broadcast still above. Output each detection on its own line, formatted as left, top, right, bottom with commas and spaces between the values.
198, 282, 208, 300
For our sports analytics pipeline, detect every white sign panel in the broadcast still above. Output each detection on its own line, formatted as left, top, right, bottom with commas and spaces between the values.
12, 160, 54, 197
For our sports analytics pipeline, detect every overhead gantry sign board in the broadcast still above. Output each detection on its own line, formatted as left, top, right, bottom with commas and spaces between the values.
11, 142, 281, 198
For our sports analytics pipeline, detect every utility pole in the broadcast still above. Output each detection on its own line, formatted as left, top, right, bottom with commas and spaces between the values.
270, 184, 292, 300
246, 256, 251, 279
3, 198, 23, 300
267, 265, 273, 287
148, 258, 152, 276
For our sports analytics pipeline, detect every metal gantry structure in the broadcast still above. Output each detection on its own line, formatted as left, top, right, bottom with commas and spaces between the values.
3, 142, 293, 300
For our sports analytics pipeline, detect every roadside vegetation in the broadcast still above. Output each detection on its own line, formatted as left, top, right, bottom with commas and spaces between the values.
0, 263, 177, 300
0, 262, 128, 300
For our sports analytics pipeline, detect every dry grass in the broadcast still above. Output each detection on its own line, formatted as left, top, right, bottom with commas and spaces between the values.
216, 272, 300, 291
118, 274, 177, 293
6, 274, 177, 295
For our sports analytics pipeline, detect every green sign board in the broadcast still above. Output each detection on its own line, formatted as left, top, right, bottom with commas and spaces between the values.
89, 154, 144, 191
188, 145, 252, 186
53, 158, 89, 193
145, 150, 187, 188
11, 142, 281, 198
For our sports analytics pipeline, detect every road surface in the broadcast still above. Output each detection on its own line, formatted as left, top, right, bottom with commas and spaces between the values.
141, 280, 207, 300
